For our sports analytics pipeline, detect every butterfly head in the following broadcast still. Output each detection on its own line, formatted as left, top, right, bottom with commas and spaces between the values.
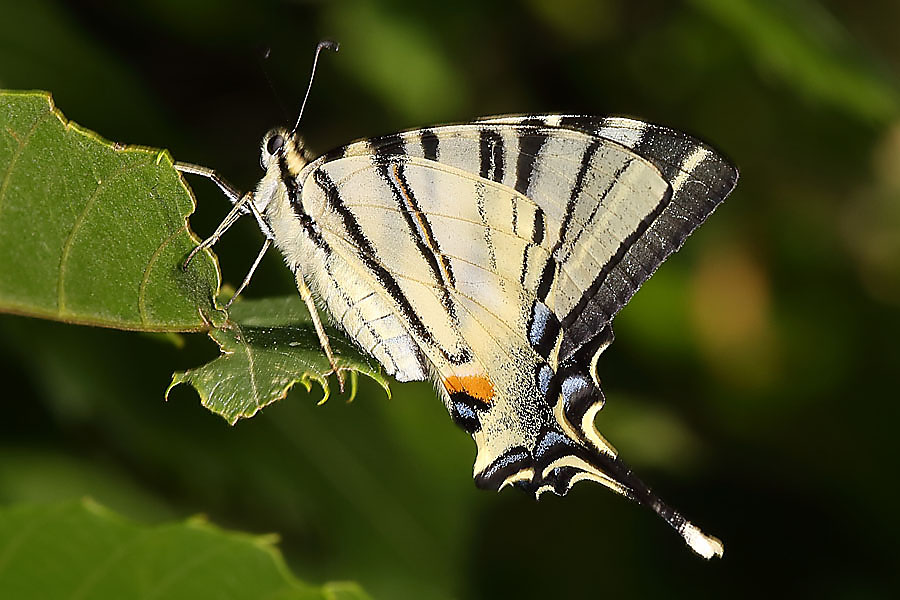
260, 128, 308, 170
257, 128, 311, 211
247, 128, 303, 226
260, 129, 285, 169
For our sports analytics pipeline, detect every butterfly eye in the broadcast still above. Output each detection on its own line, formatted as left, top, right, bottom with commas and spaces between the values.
267, 134, 285, 155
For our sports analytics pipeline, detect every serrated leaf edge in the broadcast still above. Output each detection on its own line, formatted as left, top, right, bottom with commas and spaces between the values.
165, 320, 390, 425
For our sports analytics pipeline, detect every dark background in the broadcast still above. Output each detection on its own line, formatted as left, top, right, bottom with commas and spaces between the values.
2, 0, 899, 597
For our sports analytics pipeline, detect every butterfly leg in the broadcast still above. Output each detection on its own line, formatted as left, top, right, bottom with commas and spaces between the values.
176, 161, 252, 269
295, 270, 345, 392
224, 237, 271, 309
182, 192, 252, 269
219, 197, 276, 308
176, 162, 276, 305
175, 162, 244, 205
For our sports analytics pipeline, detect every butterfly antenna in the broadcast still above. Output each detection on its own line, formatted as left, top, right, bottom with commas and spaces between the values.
291, 40, 339, 135
256, 46, 291, 124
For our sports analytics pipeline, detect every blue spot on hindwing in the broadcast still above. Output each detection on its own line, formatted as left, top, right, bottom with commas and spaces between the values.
536, 363, 557, 404
448, 392, 487, 434
528, 301, 560, 360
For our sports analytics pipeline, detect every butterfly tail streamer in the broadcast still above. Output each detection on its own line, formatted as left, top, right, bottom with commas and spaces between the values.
584, 444, 725, 559
558, 334, 725, 558
466, 368, 724, 558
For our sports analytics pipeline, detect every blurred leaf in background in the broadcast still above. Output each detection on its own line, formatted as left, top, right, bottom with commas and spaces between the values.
1, 0, 899, 598
0, 499, 371, 599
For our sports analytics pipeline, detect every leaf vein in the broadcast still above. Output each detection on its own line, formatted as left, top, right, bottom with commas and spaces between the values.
56, 161, 153, 313
0, 112, 51, 215
138, 224, 188, 325
68, 529, 154, 600
0, 503, 69, 579
140, 538, 233, 600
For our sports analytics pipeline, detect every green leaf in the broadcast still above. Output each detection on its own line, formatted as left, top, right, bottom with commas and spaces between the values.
168, 296, 391, 424
0, 90, 222, 332
0, 499, 371, 600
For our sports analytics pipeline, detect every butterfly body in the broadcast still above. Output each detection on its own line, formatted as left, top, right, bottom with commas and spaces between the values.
202, 114, 736, 559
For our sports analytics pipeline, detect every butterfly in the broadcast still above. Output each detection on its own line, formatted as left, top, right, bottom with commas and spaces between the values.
178, 42, 738, 558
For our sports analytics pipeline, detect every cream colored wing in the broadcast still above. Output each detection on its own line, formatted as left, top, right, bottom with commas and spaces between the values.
294, 118, 735, 558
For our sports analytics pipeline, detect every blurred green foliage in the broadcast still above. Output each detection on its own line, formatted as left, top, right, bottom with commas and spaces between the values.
0, 499, 371, 599
0, 0, 898, 597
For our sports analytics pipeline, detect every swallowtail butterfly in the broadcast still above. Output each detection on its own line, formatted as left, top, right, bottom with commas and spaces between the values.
179, 42, 738, 558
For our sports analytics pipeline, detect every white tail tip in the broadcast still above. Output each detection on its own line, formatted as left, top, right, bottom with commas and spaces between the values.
682, 523, 724, 559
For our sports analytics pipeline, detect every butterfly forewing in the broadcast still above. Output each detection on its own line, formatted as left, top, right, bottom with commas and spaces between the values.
479, 115, 739, 362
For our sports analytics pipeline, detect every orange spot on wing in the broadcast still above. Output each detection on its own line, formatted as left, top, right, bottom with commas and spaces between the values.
443, 375, 495, 403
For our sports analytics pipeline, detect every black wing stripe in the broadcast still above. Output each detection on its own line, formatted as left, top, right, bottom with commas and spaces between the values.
314, 169, 430, 344
514, 128, 549, 196
560, 184, 673, 330
519, 246, 531, 286
475, 181, 498, 272
320, 145, 346, 164
511, 197, 519, 235
371, 133, 406, 157
549, 139, 603, 257
479, 128, 505, 183
378, 159, 459, 310
536, 259, 555, 302
420, 128, 439, 161
280, 156, 331, 254
532, 206, 544, 245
